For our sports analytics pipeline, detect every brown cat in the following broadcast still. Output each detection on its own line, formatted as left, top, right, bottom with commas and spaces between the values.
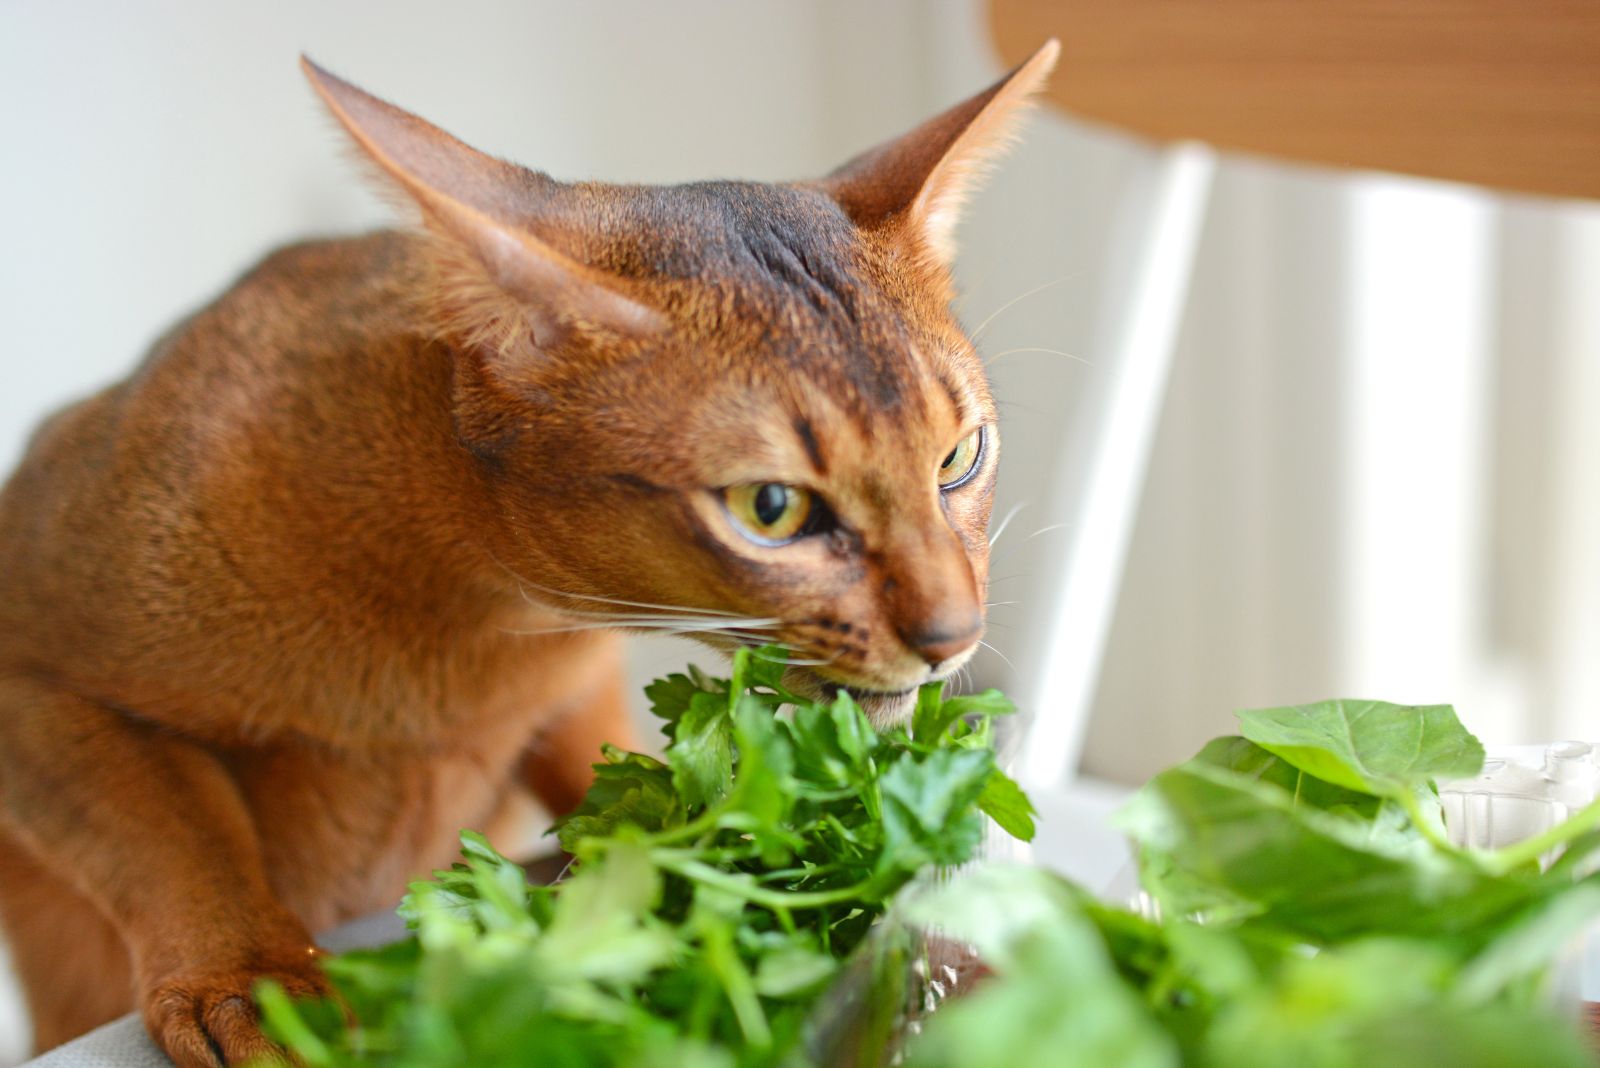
0, 42, 1057, 1066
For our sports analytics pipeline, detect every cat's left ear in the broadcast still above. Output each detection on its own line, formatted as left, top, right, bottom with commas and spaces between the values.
820, 40, 1058, 272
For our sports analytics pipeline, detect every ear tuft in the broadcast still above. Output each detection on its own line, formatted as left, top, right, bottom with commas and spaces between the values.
821, 40, 1058, 271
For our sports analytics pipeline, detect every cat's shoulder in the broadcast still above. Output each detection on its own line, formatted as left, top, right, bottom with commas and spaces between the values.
132, 229, 433, 386
223, 229, 430, 325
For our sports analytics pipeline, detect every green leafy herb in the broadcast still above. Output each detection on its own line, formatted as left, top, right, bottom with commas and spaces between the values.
257, 647, 1027, 1066
1237, 699, 1486, 798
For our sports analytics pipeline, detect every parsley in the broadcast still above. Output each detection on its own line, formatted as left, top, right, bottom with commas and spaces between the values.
256, 647, 1030, 1066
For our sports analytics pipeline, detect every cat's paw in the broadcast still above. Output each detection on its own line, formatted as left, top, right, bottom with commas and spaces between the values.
142, 948, 331, 1067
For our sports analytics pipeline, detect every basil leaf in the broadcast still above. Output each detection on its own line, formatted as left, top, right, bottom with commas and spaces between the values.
1116, 759, 1531, 943
1237, 699, 1485, 799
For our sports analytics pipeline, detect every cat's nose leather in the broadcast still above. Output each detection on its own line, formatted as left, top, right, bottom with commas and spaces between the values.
900, 613, 983, 667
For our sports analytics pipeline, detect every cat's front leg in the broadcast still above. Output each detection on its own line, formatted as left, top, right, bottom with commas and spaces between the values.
0, 673, 330, 1066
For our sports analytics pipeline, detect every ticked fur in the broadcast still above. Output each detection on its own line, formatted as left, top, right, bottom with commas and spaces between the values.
0, 42, 1057, 1065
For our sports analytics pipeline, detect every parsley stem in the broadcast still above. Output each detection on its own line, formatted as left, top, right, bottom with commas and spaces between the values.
699, 914, 771, 1047
648, 808, 724, 847
756, 862, 850, 884
654, 854, 879, 910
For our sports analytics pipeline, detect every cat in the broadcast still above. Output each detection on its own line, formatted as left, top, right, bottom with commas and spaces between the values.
0, 41, 1057, 1066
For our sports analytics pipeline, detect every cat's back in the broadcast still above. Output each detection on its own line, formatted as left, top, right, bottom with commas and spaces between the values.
0, 229, 450, 667
6, 229, 430, 489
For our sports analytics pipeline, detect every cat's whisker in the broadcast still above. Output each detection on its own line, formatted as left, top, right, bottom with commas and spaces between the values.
988, 501, 1027, 549
748, 650, 833, 668
941, 662, 972, 696
487, 552, 754, 620
716, 630, 796, 649
983, 522, 1073, 570
546, 608, 782, 630
969, 276, 1071, 342
568, 613, 780, 631
523, 586, 756, 620
976, 639, 1015, 671
984, 600, 1018, 608
1026, 522, 1072, 541
983, 345, 1091, 367
689, 634, 838, 671
502, 617, 783, 638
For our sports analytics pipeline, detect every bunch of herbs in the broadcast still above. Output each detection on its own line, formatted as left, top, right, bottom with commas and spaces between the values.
256, 646, 1031, 1067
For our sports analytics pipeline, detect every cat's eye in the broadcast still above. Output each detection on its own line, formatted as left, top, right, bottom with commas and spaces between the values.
937, 428, 985, 489
724, 482, 815, 544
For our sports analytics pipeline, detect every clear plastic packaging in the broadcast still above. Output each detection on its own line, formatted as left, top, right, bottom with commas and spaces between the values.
1439, 741, 1600, 1004
817, 741, 1600, 1064
1440, 741, 1599, 855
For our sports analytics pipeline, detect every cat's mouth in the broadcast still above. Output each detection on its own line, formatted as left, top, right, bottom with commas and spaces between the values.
837, 683, 920, 725
778, 667, 921, 725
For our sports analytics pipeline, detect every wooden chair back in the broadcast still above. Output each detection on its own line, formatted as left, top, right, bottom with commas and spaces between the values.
991, 0, 1600, 200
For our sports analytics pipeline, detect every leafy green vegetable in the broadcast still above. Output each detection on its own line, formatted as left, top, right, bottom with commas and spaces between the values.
906, 886, 1180, 1068
257, 648, 1027, 1066
899, 701, 1600, 1068
259, 676, 1600, 1068
1116, 755, 1522, 942
1237, 699, 1486, 798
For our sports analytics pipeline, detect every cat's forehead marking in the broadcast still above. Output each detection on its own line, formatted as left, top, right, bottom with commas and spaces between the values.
591, 182, 927, 416
793, 417, 826, 475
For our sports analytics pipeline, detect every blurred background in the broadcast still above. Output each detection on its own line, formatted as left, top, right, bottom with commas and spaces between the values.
3, 0, 1599, 1059
6, 0, 1600, 771
4, 0, 1598, 774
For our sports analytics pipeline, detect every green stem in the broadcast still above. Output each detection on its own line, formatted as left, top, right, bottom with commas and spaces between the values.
699, 915, 771, 1048
645, 807, 723, 847
1399, 790, 1460, 855
655, 854, 877, 911
1485, 796, 1600, 874
755, 862, 850, 884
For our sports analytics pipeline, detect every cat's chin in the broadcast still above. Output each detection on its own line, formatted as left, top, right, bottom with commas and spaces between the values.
780, 667, 919, 727
841, 685, 919, 726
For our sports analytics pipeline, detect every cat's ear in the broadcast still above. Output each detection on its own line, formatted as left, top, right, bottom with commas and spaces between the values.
820, 41, 1058, 272
301, 58, 664, 352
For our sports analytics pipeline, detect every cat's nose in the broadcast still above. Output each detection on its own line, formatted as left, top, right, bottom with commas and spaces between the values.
899, 612, 983, 667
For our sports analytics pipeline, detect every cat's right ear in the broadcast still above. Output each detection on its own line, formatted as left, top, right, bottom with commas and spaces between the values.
301, 58, 664, 355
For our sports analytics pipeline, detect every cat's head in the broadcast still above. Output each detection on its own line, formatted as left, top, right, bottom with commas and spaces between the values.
304, 45, 1057, 722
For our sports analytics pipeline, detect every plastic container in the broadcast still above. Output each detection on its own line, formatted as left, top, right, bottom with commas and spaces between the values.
1440, 741, 1600, 1004
816, 741, 1600, 1064
1440, 741, 1599, 856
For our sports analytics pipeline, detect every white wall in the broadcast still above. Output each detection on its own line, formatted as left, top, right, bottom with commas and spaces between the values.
3, 0, 1598, 796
